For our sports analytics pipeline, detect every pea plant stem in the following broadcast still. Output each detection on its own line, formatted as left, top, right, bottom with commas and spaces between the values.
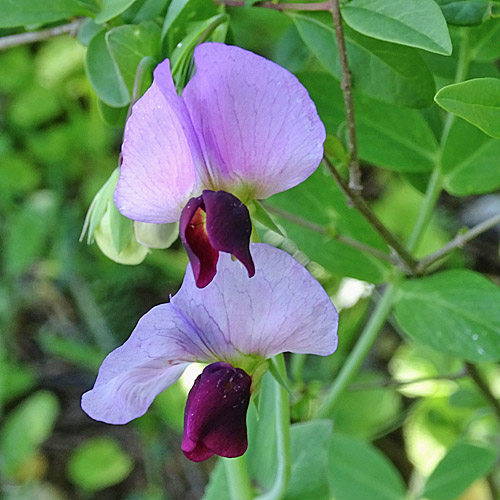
224, 456, 254, 500
329, 0, 361, 194
214, 0, 331, 10
0, 19, 84, 51
325, 156, 419, 274
255, 354, 291, 500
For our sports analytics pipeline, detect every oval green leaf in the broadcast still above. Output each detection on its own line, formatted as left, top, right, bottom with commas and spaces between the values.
394, 270, 500, 362
441, 118, 500, 195
423, 442, 498, 500
0, 0, 91, 27
299, 72, 439, 172
85, 29, 130, 107
106, 22, 161, 94
342, 0, 452, 55
67, 436, 134, 491
329, 434, 406, 500
291, 12, 436, 108
435, 78, 500, 139
95, 0, 137, 23
0, 391, 60, 477
435, 0, 494, 26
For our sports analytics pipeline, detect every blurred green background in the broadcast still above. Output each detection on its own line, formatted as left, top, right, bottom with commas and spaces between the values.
1, 3, 500, 500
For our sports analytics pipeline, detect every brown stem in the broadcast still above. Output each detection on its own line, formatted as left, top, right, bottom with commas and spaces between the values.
329, 0, 361, 194
324, 156, 419, 274
0, 19, 84, 51
260, 201, 396, 264
466, 362, 500, 422
417, 213, 500, 273
214, 0, 331, 10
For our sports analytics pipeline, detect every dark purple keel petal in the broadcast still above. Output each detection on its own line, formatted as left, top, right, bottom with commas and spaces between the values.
182, 362, 252, 462
179, 190, 255, 288
203, 190, 255, 279
180, 196, 219, 288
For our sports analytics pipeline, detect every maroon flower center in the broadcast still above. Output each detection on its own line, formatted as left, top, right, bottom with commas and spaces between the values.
179, 190, 255, 288
182, 362, 252, 462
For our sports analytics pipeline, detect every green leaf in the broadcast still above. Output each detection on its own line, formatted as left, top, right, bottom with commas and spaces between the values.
4, 191, 57, 278
422, 442, 498, 500
85, 29, 130, 107
285, 421, 332, 500
169, 14, 228, 88
201, 460, 231, 500
0, 391, 60, 477
267, 167, 391, 284
97, 99, 129, 128
435, 78, 500, 139
328, 434, 406, 500
300, 72, 439, 172
342, 0, 452, 55
250, 201, 284, 236
436, 0, 495, 26
469, 18, 500, 61
126, 0, 170, 23
247, 373, 279, 489
77, 19, 103, 46
394, 270, 500, 362
160, 0, 217, 55
38, 332, 105, 371
291, 12, 435, 108
95, 0, 137, 23
441, 118, 500, 195
333, 372, 402, 439
0, 0, 91, 27
106, 22, 161, 95
67, 437, 134, 491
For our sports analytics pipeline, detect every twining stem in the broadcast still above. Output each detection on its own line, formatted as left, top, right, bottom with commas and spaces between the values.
214, 0, 331, 10
324, 156, 419, 274
317, 7, 474, 425
329, 0, 361, 194
318, 153, 446, 416
0, 19, 84, 51
224, 456, 254, 500
465, 363, 500, 422
256, 355, 291, 500
406, 168, 443, 255
417, 213, 500, 273
261, 202, 397, 265
440, 30, 470, 148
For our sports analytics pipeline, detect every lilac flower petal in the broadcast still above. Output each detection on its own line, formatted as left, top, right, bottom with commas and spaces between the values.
182, 362, 251, 462
180, 194, 219, 288
114, 59, 201, 224
81, 303, 225, 424
183, 43, 326, 200
172, 243, 338, 360
203, 190, 254, 279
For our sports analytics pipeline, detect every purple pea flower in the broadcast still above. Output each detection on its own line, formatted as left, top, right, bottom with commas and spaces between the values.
114, 42, 326, 288
81, 244, 338, 462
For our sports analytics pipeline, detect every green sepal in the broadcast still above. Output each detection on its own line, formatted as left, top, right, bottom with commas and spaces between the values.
268, 357, 292, 395
249, 200, 284, 237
